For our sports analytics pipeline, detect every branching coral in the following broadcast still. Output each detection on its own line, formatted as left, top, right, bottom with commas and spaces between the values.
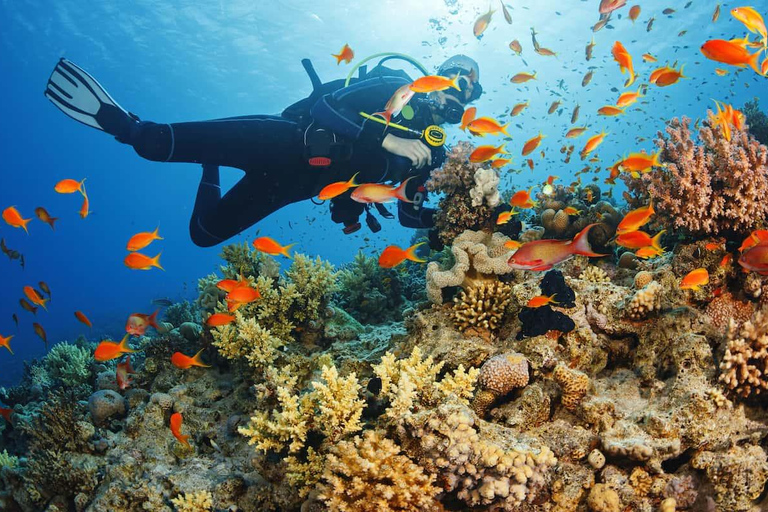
720, 308, 768, 398
335, 251, 405, 324
624, 281, 662, 321
45, 342, 92, 387
373, 347, 479, 420
317, 430, 443, 512
451, 281, 512, 337
623, 116, 768, 235
743, 98, 768, 146
212, 311, 283, 370
171, 490, 214, 512
426, 142, 496, 245
0, 449, 18, 468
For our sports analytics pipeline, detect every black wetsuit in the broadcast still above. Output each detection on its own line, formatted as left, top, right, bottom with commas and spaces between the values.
124, 74, 444, 247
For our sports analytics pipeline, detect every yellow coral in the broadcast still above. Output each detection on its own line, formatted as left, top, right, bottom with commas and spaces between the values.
285, 447, 325, 499
211, 311, 283, 370
170, 490, 213, 512
311, 365, 365, 443
580, 265, 611, 283
317, 430, 443, 512
451, 281, 512, 336
553, 363, 590, 410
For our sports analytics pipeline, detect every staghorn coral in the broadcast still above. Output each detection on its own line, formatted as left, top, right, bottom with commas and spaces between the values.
451, 281, 512, 338
212, 311, 283, 370
426, 142, 496, 245
335, 251, 405, 324
623, 116, 768, 235
553, 364, 590, 410
580, 265, 610, 283
472, 352, 529, 417
426, 229, 514, 304
623, 281, 662, 321
170, 490, 213, 512
316, 430, 443, 512
719, 308, 768, 398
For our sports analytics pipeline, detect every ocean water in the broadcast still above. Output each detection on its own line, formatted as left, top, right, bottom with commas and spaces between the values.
0, 0, 766, 393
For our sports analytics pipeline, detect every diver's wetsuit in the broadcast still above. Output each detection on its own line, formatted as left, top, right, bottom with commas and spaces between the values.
125, 75, 444, 247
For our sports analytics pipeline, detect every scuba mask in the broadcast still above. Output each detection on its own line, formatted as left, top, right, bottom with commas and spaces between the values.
423, 97, 465, 125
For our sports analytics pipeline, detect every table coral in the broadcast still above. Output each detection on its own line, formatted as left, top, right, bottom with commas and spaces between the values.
719, 308, 768, 398
623, 115, 768, 235
316, 430, 443, 512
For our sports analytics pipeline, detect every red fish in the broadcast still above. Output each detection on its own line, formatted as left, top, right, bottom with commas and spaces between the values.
94, 334, 136, 362
124, 252, 163, 271
507, 224, 607, 271
318, 172, 360, 201
170, 412, 190, 447
332, 44, 354, 65
0, 407, 12, 424
378, 242, 426, 268
527, 294, 558, 308
0, 334, 13, 355
54, 178, 86, 194
126, 227, 163, 252
126, 310, 160, 336
23, 286, 48, 310
116, 356, 135, 390
2, 207, 31, 234
75, 311, 93, 328
206, 313, 236, 327
171, 349, 211, 370
738, 242, 768, 274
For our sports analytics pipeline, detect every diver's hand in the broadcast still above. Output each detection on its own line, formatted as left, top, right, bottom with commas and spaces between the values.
382, 134, 432, 169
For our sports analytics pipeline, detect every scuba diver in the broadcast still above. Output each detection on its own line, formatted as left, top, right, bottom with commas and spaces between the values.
44, 53, 482, 247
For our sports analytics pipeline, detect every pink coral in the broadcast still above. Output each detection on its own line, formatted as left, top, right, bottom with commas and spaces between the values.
623, 116, 768, 235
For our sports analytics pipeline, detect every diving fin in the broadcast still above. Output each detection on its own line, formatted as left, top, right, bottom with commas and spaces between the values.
44, 58, 138, 140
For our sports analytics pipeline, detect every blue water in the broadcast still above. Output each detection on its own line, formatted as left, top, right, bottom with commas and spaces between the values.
1, 0, 766, 386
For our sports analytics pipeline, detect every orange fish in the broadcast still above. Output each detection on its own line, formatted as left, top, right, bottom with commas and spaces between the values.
459, 107, 478, 131
491, 158, 512, 169
252, 236, 296, 258
332, 44, 354, 65
680, 268, 709, 291
535, 47, 557, 57
378, 242, 426, 268
720, 253, 733, 267
126, 310, 160, 336
616, 89, 643, 107
170, 412, 190, 447
0, 334, 13, 355
620, 151, 662, 173
566, 127, 588, 138
116, 356, 134, 390
522, 133, 545, 156
410, 75, 461, 94
79, 186, 91, 219
171, 349, 211, 370
738, 229, 768, 252
511, 72, 537, 84
34, 207, 58, 230
654, 65, 686, 87
635, 245, 664, 259
616, 230, 665, 250
373, 83, 416, 126
95, 334, 136, 362
467, 117, 510, 136
598, 105, 625, 116
509, 40, 523, 55
649, 66, 673, 83
629, 5, 641, 22
527, 294, 558, 308
350, 177, 414, 204
762, 57, 768, 76
216, 274, 249, 292
731, 7, 767, 46
617, 202, 654, 234
612, 41, 637, 87
318, 172, 360, 201
2, 207, 31, 234
508, 224, 607, 271
715, 68, 730, 76
509, 187, 537, 209
33, 322, 47, 349
526, 158, 535, 171
605, 160, 622, 185
511, 102, 529, 116
563, 207, 582, 216
504, 240, 522, 251
206, 313, 236, 327
127, 227, 163, 252
705, 241, 724, 251
642, 53, 658, 63
739, 242, 768, 274
470, 144, 507, 163
496, 209, 519, 225
75, 311, 93, 328
124, 252, 163, 271
23, 286, 48, 310
547, 175, 559, 186
226, 285, 262, 307
580, 131, 608, 157
54, 178, 86, 194
474, 6, 495, 37
700, 39, 762, 72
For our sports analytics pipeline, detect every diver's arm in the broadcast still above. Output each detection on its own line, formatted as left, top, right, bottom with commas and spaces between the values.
382, 134, 432, 169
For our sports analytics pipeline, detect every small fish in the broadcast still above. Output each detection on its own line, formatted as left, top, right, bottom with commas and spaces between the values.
227, 285, 262, 312
662, 8, 676, 15
496, 209, 519, 225
54, 178, 86, 194
580, 131, 608, 157
410, 75, 461, 93
318, 172, 360, 201
373, 83, 415, 126
170, 412, 190, 447
616, 88, 643, 107
705, 242, 724, 251
23, 286, 48, 310
509, 187, 538, 209
126, 310, 160, 336
612, 41, 637, 87
151, 298, 173, 307
491, 158, 512, 169
617, 202, 655, 234
511, 72, 537, 84
712, 4, 721, 22
94, 334, 136, 362
38, 281, 51, 298
535, 47, 557, 57
522, 133, 545, 156
738, 230, 768, 252
116, 356, 135, 390
508, 224, 607, 271
12, 314, 18, 327
527, 294, 558, 308
33, 322, 47, 349
548, 101, 561, 114
500, 0, 512, 24
511, 102, 529, 116
504, 240, 522, 251
586, 37, 596, 61
647, 16, 655, 32
2, 207, 31, 234
351, 177, 415, 204
593, 13, 612, 32
731, 7, 767, 46
616, 230, 665, 249
599, 0, 627, 15
566, 127, 588, 138
79, 191, 90, 219
654, 65, 687, 87
332, 43, 354, 64
459, 107, 478, 131
680, 268, 709, 291
0, 334, 13, 355
642, 53, 658, 63
467, 117, 511, 136
206, 313, 236, 327
628, 5, 641, 22
124, 252, 163, 271
75, 310, 93, 328
470, 144, 508, 163
526, 158, 535, 170
127, 227, 163, 252
530, 27, 541, 50
563, 207, 582, 216
171, 349, 211, 370
509, 40, 523, 55
636, 245, 664, 259
678, 30, 687, 37
378, 242, 426, 268
598, 105, 625, 116
582, 70, 594, 86
19, 298, 37, 315
34, 207, 58, 230
571, 104, 581, 124
720, 253, 733, 267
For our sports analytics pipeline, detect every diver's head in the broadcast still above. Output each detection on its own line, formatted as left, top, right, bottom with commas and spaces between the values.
429, 54, 483, 124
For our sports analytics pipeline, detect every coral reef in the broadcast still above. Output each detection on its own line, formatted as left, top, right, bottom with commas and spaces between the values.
44, 341, 93, 388
744, 97, 768, 146
335, 251, 406, 324
451, 281, 512, 338
719, 308, 768, 398
623, 115, 768, 235
170, 490, 213, 512
472, 352, 529, 417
